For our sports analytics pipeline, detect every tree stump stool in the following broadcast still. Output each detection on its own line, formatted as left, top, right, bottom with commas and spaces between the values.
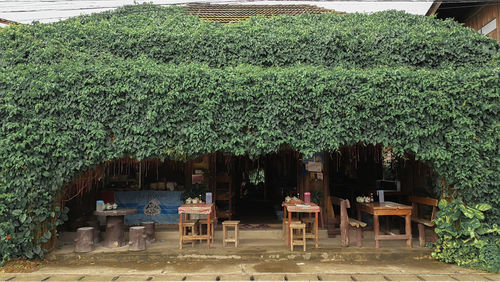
141, 221, 156, 244
74, 227, 95, 253
290, 223, 306, 251
128, 226, 146, 251
222, 220, 240, 247
86, 220, 100, 243
104, 216, 125, 248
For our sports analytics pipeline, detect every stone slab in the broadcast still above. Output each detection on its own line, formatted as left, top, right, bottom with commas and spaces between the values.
2, 274, 53, 281
418, 274, 460, 281
320, 274, 354, 281
220, 274, 253, 281
483, 274, 500, 281
351, 274, 387, 281
285, 274, 320, 281
150, 275, 187, 281
448, 274, 490, 281
252, 274, 288, 280
185, 274, 219, 281
85, 275, 122, 281
384, 274, 422, 281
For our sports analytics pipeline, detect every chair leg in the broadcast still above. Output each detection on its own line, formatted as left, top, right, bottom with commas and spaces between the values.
223, 225, 226, 247
191, 226, 195, 247
418, 223, 425, 247
211, 223, 214, 243
302, 227, 306, 252
290, 227, 294, 251
356, 228, 362, 247
235, 225, 239, 247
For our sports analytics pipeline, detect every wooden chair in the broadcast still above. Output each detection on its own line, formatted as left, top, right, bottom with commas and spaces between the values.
409, 196, 439, 247
331, 196, 366, 247
222, 220, 240, 247
180, 219, 199, 248
289, 222, 306, 251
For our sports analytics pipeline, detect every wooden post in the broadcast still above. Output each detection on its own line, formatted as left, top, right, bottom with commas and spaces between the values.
340, 200, 349, 247
141, 221, 156, 244
356, 227, 363, 247
405, 214, 412, 248
314, 211, 319, 248
179, 213, 183, 249
74, 227, 95, 253
374, 215, 380, 248
418, 223, 425, 247
128, 226, 146, 251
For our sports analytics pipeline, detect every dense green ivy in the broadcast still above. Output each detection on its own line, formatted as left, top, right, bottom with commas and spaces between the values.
0, 4, 499, 272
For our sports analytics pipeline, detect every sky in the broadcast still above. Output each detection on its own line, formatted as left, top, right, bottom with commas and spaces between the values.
0, 1, 433, 24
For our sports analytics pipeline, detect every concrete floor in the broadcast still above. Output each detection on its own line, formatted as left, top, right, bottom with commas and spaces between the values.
1, 228, 499, 281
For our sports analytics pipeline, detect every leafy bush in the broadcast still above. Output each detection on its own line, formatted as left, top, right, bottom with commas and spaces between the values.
0, 4, 498, 272
432, 199, 500, 273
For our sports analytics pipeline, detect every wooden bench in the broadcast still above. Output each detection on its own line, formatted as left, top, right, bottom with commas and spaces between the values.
409, 196, 438, 247
331, 196, 366, 247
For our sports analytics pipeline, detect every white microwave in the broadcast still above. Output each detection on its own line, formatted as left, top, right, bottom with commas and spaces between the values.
375, 180, 401, 192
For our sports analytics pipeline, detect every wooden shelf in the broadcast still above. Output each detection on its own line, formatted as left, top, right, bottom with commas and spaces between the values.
215, 175, 233, 219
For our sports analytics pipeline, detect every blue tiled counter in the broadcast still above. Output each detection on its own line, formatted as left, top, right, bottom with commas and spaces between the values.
114, 190, 183, 224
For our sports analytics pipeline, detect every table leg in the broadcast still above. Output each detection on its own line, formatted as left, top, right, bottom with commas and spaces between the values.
179, 213, 183, 249
315, 211, 319, 248
207, 213, 211, 249
288, 211, 292, 246
405, 214, 412, 248
374, 215, 380, 248
104, 215, 125, 248
283, 207, 287, 241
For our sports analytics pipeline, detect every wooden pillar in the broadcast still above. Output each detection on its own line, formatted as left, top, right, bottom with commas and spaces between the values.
322, 151, 330, 218
340, 200, 349, 247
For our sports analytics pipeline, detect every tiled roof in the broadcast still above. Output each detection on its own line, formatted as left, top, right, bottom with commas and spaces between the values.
0, 18, 17, 25
185, 4, 337, 24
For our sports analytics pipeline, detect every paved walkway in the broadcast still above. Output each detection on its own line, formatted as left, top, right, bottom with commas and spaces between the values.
2, 229, 499, 281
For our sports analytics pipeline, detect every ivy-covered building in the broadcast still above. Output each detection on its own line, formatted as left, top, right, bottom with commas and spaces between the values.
0, 3, 499, 273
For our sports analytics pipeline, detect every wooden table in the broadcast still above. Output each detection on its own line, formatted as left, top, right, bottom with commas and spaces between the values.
94, 208, 138, 248
282, 202, 320, 248
178, 203, 215, 249
356, 201, 412, 248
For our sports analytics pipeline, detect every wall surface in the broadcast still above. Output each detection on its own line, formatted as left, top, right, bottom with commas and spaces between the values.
465, 3, 500, 41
